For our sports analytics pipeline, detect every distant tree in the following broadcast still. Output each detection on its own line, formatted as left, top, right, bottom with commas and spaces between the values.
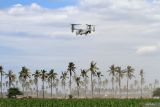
47, 69, 57, 98
0, 66, 4, 98
5, 70, 16, 88
67, 62, 76, 95
96, 71, 103, 96
89, 61, 99, 97
139, 69, 144, 99
103, 78, 108, 95
7, 88, 23, 98
134, 80, 138, 91
108, 65, 117, 98
80, 69, 88, 98
115, 67, 125, 98
153, 88, 160, 98
125, 66, 135, 99
60, 72, 68, 98
75, 76, 81, 98
19, 67, 30, 94
40, 70, 48, 99
154, 79, 159, 89
32, 70, 40, 98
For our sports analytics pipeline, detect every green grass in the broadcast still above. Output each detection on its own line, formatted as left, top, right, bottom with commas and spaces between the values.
0, 98, 160, 107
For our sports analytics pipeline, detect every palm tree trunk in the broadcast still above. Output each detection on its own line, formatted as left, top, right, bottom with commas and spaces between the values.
69, 73, 72, 95
64, 82, 66, 99
51, 78, 53, 98
36, 82, 39, 98
85, 77, 87, 98
77, 85, 79, 98
127, 77, 129, 99
112, 77, 114, 98
141, 77, 142, 99
119, 76, 121, 98
1, 73, 3, 98
98, 78, 100, 97
9, 77, 11, 89
91, 73, 93, 98
43, 80, 44, 99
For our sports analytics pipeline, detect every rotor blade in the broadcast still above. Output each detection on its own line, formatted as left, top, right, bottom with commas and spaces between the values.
71, 24, 81, 25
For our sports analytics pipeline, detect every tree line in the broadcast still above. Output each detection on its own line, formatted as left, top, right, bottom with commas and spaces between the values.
0, 61, 155, 99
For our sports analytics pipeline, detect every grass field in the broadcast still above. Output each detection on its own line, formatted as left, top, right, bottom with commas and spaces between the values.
0, 98, 160, 107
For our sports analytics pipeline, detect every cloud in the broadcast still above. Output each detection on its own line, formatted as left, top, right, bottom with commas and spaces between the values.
136, 45, 159, 55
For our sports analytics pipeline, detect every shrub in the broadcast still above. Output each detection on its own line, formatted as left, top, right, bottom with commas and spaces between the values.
7, 88, 23, 98
153, 88, 160, 98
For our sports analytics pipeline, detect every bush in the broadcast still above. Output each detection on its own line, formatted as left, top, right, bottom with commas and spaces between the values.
153, 88, 160, 98
68, 94, 73, 99
7, 88, 23, 98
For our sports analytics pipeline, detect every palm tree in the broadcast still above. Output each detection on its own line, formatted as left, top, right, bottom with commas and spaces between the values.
40, 70, 48, 99
29, 79, 34, 96
0, 66, 4, 98
108, 65, 117, 98
89, 61, 99, 97
75, 76, 81, 98
115, 67, 125, 98
139, 69, 144, 99
103, 78, 108, 96
134, 80, 138, 93
60, 72, 68, 98
32, 70, 40, 98
96, 71, 103, 96
5, 70, 16, 88
19, 66, 30, 95
80, 69, 88, 98
154, 79, 159, 89
67, 62, 76, 95
47, 69, 57, 98
55, 78, 59, 97
125, 66, 135, 98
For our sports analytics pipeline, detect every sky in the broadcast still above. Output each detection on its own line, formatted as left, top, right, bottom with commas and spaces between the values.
0, 0, 160, 84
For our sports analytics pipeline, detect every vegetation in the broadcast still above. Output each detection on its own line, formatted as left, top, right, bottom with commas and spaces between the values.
0, 98, 160, 107
153, 88, 160, 98
7, 88, 23, 98
0, 61, 159, 99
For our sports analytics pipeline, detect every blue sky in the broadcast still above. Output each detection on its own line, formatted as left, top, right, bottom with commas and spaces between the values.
0, 0, 78, 8
0, 0, 160, 85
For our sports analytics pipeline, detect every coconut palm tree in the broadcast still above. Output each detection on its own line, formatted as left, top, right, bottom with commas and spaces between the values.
40, 70, 48, 99
115, 66, 125, 98
5, 70, 16, 88
139, 69, 144, 99
125, 66, 135, 98
60, 72, 68, 98
96, 71, 103, 96
29, 79, 34, 96
134, 80, 138, 93
32, 70, 40, 98
89, 61, 99, 97
67, 62, 76, 95
19, 66, 30, 94
75, 76, 81, 98
80, 69, 88, 98
55, 78, 59, 96
0, 66, 4, 98
47, 69, 57, 98
108, 65, 117, 98
154, 79, 159, 89
103, 78, 108, 96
